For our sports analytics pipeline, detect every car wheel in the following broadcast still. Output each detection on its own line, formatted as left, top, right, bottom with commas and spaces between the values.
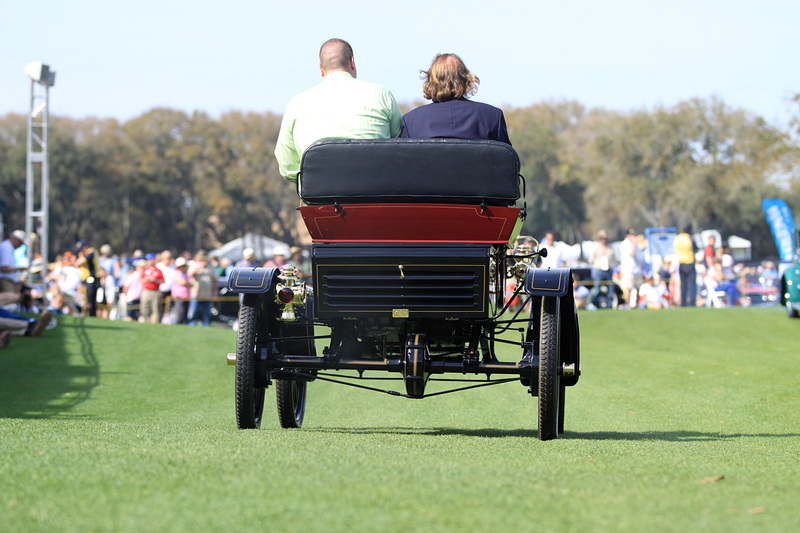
538, 296, 562, 441
235, 296, 268, 429
274, 303, 314, 428
276, 379, 307, 428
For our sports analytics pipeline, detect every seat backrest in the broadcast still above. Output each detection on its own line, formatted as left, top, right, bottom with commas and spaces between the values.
298, 138, 520, 205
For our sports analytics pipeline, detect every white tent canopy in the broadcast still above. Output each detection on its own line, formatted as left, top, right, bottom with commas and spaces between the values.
727, 235, 752, 261
209, 233, 290, 263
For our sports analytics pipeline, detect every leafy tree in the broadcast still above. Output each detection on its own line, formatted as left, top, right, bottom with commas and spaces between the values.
506, 100, 587, 243
1, 94, 795, 261
217, 111, 306, 245
576, 97, 788, 255
0, 114, 29, 232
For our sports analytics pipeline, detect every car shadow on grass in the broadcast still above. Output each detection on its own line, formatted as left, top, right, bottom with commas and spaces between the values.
0, 316, 100, 419
310, 427, 536, 438
561, 430, 800, 441
307, 427, 800, 441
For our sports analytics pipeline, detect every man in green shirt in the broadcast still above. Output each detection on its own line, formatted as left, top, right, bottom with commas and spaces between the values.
274, 38, 402, 183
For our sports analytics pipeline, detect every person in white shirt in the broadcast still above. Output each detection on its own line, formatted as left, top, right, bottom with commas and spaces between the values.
157, 250, 175, 323
0, 230, 27, 293
638, 274, 669, 309
619, 229, 645, 308
539, 232, 565, 269
588, 230, 618, 309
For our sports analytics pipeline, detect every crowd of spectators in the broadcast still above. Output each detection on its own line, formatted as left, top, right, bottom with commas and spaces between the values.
2, 234, 311, 329
560, 230, 780, 310
2, 226, 781, 345
1, 230, 54, 349
508, 230, 778, 312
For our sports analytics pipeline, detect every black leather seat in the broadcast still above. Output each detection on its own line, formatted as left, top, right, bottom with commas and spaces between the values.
298, 138, 520, 206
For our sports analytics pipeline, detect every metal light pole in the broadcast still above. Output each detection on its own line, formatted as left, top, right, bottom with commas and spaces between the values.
24, 61, 55, 289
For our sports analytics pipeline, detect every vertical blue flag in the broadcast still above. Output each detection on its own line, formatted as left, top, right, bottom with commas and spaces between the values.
762, 198, 795, 261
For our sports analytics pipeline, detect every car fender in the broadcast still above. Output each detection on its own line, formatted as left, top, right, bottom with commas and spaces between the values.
523, 266, 571, 297
227, 267, 278, 294
524, 266, 580, 385
782, 265, 800, 302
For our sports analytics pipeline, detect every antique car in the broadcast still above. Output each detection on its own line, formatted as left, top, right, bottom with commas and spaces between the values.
225, 139, 581, 440
740, 272, 779, 308
781, 230, 800, 318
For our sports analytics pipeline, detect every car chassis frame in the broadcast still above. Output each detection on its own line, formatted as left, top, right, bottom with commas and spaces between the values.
226, 139, 581, 440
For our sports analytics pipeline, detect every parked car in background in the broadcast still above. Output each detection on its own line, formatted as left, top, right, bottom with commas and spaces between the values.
211, 276, 240, 328
780, 231, 800, 318
741, 271, 780, 307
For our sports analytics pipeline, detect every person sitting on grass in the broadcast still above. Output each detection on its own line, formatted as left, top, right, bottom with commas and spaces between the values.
637, 274, 669, 310
0, 307, 53, 337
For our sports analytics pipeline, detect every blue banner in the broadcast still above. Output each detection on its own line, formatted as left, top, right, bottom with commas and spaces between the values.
762, 198, 795, 261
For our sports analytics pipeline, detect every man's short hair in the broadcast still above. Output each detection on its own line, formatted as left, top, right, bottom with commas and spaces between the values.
422, 53, 480, 103
319, 38, 354, 72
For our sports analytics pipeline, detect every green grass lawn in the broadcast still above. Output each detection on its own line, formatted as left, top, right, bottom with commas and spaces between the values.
1, 306, 798, 532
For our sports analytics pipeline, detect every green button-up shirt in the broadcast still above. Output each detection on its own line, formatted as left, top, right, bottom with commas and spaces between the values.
274, 71, 402, 183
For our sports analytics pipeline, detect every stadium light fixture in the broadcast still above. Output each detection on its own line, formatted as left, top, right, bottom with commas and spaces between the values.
24, 61, 56, 88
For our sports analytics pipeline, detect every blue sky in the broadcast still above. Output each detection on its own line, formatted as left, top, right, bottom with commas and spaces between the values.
1, 0, 798, 126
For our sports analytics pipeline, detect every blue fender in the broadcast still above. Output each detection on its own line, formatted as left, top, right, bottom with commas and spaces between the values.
227, 267, 279, 294
523, 267, 571, 297
524, 266, 580, 386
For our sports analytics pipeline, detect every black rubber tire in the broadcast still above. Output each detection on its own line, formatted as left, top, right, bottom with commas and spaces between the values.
235, 300, 266, 429
276, 379, 306, 428
274, 303, 313, 429
557, 382, 566, 435
538, 296, 562, 441
787, 302, 799, 318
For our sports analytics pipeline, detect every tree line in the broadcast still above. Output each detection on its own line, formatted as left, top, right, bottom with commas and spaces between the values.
1, 95, 798, 259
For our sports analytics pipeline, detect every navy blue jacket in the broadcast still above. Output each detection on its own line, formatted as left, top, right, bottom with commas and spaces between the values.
400, 99, 511, 145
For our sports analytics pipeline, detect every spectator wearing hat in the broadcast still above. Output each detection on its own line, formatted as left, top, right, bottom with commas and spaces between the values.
99, 244, 115, 274
98, 244, 119, 310
236, 247, 259, 268
170, 257, 191, 325
188, 251, 217, 327
0, 230, 28, 293
264, 246, 289, 269
140, 253, 165, 324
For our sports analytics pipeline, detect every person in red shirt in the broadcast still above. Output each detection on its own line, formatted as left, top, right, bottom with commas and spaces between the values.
140, 253, 165, 324
704, 235, 716, 267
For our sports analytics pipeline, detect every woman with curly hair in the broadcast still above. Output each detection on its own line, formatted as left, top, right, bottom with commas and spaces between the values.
400, 53, 511, 144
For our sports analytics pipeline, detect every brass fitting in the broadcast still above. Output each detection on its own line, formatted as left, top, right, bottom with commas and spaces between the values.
276, 264, 306, 321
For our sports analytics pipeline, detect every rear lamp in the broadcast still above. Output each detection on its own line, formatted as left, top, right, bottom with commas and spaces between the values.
278, 287, 295, 304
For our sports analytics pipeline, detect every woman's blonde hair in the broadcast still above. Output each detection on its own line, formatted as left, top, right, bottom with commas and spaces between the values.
421, 53, 479, 102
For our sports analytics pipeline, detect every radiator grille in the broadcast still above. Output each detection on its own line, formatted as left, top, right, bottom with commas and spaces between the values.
316, 264, 487, 317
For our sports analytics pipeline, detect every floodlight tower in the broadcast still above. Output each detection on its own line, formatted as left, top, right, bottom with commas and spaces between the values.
24, 61, 56, 286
